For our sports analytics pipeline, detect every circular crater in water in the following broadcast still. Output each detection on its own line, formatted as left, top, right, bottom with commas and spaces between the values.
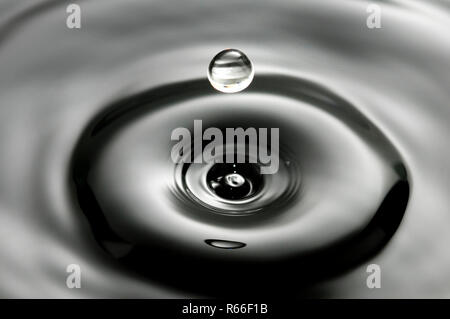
71, 74, 409, 295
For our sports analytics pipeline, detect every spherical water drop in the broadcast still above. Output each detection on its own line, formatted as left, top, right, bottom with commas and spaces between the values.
207, 49, 254, 93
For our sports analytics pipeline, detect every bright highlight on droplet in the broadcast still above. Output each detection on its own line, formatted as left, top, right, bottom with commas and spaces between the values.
207, 49, 254, 93
225, 173, 245, 188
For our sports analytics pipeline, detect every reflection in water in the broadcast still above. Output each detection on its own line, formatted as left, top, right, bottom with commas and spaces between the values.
0, 0, 449, 297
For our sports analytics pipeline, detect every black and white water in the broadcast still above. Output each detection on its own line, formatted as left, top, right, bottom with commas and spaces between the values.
0, 0, 449, 298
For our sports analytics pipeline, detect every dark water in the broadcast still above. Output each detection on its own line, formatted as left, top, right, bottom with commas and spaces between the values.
0, 0, 449, 298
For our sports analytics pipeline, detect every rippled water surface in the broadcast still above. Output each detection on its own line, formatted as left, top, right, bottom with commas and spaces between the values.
0, 0, 449, 298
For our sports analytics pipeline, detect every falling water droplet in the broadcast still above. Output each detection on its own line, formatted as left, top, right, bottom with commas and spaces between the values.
207, 49, 254, 93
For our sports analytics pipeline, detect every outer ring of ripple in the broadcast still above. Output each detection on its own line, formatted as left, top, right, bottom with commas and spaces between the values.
70, 74, 410, 296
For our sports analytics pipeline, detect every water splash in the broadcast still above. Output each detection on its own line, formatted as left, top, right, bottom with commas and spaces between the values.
71, 74, 409, 294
